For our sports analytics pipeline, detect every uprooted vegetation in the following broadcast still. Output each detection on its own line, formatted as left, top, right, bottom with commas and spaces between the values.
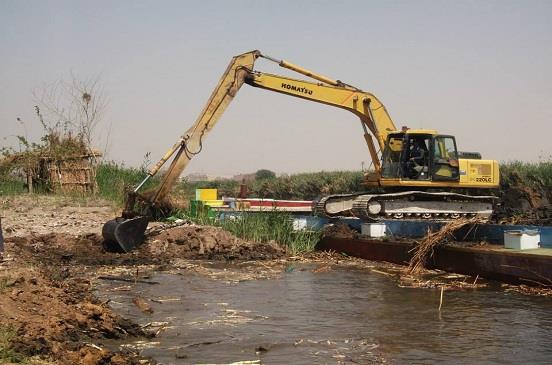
407, 217, 482, 274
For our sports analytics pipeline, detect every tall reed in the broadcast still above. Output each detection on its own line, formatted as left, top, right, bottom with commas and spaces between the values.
174, 207, 320, 253
95, 162, 160, 205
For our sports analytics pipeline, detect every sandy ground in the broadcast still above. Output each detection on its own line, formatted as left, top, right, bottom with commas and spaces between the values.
1, 195, 117, 237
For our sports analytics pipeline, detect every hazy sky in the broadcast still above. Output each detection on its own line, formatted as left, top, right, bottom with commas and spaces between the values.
1, 0, 551, 176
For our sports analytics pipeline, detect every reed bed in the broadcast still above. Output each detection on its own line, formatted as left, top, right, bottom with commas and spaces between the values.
95, 162, 159, 204
174, 208, 321, 254
219, 211, 320, 253
0, 177, 26, 195
181, 170, 365, 201
501, 159, 552, 191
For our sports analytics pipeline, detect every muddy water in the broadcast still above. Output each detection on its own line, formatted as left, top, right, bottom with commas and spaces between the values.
97, 264, 552, 364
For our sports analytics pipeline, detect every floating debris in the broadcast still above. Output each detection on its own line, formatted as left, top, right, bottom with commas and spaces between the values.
132, 296, 154, 314
408, 217, 482, 273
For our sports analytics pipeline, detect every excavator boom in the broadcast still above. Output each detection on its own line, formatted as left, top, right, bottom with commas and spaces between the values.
102, 50, 260, 251
102, 50, 499, 252
145, 50, 260, 205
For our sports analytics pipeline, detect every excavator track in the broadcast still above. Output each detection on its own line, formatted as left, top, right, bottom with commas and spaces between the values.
316, 191, 497, 222
313, 193, 365, 218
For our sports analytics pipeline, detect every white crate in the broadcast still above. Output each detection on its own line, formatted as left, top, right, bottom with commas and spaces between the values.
504, 230, 540, 250
361, 223, 386, 238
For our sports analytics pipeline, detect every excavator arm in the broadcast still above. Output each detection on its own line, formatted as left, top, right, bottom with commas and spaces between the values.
102, 50, 398, 252
102, 50, 259, 251
138, 50, 260, 206
243, 70, 397, 172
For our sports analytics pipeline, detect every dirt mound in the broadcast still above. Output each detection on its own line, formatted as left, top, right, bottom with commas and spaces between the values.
8, 232, 161, 269
145, 225, 285, 260
1, 223, 284, 364
496, 171, 551, 225
0, 264, 149, 364
7, 224, 285, 271
322, 223, 359, 240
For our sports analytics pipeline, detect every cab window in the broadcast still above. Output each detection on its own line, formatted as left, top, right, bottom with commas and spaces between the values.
432, 136, 459, 181
381, 136, 403, 178
434, 136, 458, 160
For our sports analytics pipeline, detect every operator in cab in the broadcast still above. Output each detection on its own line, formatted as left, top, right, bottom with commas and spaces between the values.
406, 137, 429, 179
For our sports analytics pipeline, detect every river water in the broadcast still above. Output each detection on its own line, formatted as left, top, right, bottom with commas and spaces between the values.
97, 263, 552, 364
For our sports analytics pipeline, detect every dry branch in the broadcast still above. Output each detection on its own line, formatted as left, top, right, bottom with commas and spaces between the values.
408, 218, 481, 274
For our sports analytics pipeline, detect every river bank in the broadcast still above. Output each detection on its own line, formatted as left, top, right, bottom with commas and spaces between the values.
1, 195, 551, 364
0, 195, 284, 364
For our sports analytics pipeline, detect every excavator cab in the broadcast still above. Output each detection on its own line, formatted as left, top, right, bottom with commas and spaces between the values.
381, 132, 460, 183
431, 135, 460, 181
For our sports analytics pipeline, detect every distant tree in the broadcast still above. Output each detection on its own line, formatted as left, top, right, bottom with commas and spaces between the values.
33, 73, 108, 159
255, 169, 276, 180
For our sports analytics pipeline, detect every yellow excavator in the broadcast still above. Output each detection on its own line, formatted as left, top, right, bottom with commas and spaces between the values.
102, 50, 499, 252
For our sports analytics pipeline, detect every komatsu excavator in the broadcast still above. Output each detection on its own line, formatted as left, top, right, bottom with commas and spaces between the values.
102, 50, 499, 252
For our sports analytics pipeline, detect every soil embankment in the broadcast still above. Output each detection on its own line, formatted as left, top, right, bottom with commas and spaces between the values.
0, 196, 284, 364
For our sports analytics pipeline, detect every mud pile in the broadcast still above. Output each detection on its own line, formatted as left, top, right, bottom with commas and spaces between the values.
1, 223, 284, 364
497, 171, 551, 225
145, 225, 285, 260
321, 222, 359, 240
7, 224, 285, 268
0, 258, 149, 364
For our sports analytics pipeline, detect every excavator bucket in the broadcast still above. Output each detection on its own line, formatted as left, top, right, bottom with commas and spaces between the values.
102, 216, 149, 252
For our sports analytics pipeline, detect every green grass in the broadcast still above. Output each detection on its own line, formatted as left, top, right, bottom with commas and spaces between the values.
172, 207, 320, 254
220, 211, 321, 253
501, 160, 552, 187
0, 325, 27, 363
0, 176, 26, 196
180, 170, 365, 201
95, 162, 159, 204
